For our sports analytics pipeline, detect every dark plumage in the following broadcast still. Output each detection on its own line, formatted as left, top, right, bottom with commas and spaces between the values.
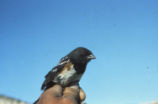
34, 47, 95, 104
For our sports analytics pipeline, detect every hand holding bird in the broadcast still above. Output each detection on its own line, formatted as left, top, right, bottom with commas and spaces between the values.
36, 84, 86, 104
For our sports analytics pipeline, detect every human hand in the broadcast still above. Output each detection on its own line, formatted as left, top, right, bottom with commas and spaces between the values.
36, 85, 86, 104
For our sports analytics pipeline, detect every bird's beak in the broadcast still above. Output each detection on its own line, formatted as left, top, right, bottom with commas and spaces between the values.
87, 54, 96, 60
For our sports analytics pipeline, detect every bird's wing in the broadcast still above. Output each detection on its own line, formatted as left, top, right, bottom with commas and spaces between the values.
41, 64, 65, 90
58, 56, 69, 65
41, 56, 70, 90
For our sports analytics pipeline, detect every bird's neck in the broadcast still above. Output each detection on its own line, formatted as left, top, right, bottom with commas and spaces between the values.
74, 63, 87, 74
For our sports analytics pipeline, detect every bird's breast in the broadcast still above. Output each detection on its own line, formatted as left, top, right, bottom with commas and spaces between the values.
54, 63, 83, 86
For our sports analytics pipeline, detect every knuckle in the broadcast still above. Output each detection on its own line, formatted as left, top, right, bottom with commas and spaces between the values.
62, 98, 76, 104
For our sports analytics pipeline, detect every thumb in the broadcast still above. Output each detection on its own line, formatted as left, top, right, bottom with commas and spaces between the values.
42, 84, 63, 97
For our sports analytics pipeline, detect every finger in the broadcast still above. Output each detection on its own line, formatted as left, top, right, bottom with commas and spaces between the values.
79, 88, 86, 101
63, 85, 80, 99
37, 85, 63, 104
44, 84, 63, 97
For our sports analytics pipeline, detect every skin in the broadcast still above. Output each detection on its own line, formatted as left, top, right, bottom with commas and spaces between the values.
36, 85, 86, 104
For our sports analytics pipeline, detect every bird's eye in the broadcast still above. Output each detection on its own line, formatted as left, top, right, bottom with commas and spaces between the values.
81, 53, 85, 56
81, 51, 90, 57
81, 51, 87, 55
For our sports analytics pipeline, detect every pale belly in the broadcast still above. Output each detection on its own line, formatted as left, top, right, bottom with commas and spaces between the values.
54, 67, 83, 86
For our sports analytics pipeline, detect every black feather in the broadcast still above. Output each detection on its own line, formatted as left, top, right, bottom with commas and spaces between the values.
41, 63, 67, 90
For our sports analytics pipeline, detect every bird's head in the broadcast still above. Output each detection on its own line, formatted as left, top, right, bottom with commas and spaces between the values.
68, 47, 96, 65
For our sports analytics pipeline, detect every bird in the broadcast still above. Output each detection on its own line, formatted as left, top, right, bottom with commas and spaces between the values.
34, 47, 95, 104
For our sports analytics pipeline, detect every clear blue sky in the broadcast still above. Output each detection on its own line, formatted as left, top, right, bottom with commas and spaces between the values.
0, 0, 158, 104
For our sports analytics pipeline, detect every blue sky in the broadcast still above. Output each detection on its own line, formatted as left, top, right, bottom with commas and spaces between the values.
0, 0, 158, 104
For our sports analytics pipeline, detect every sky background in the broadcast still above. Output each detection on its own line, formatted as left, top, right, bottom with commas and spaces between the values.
0, 0, 158, 104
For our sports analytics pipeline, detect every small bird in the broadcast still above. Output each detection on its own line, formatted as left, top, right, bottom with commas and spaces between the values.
34, 47, 95, 104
